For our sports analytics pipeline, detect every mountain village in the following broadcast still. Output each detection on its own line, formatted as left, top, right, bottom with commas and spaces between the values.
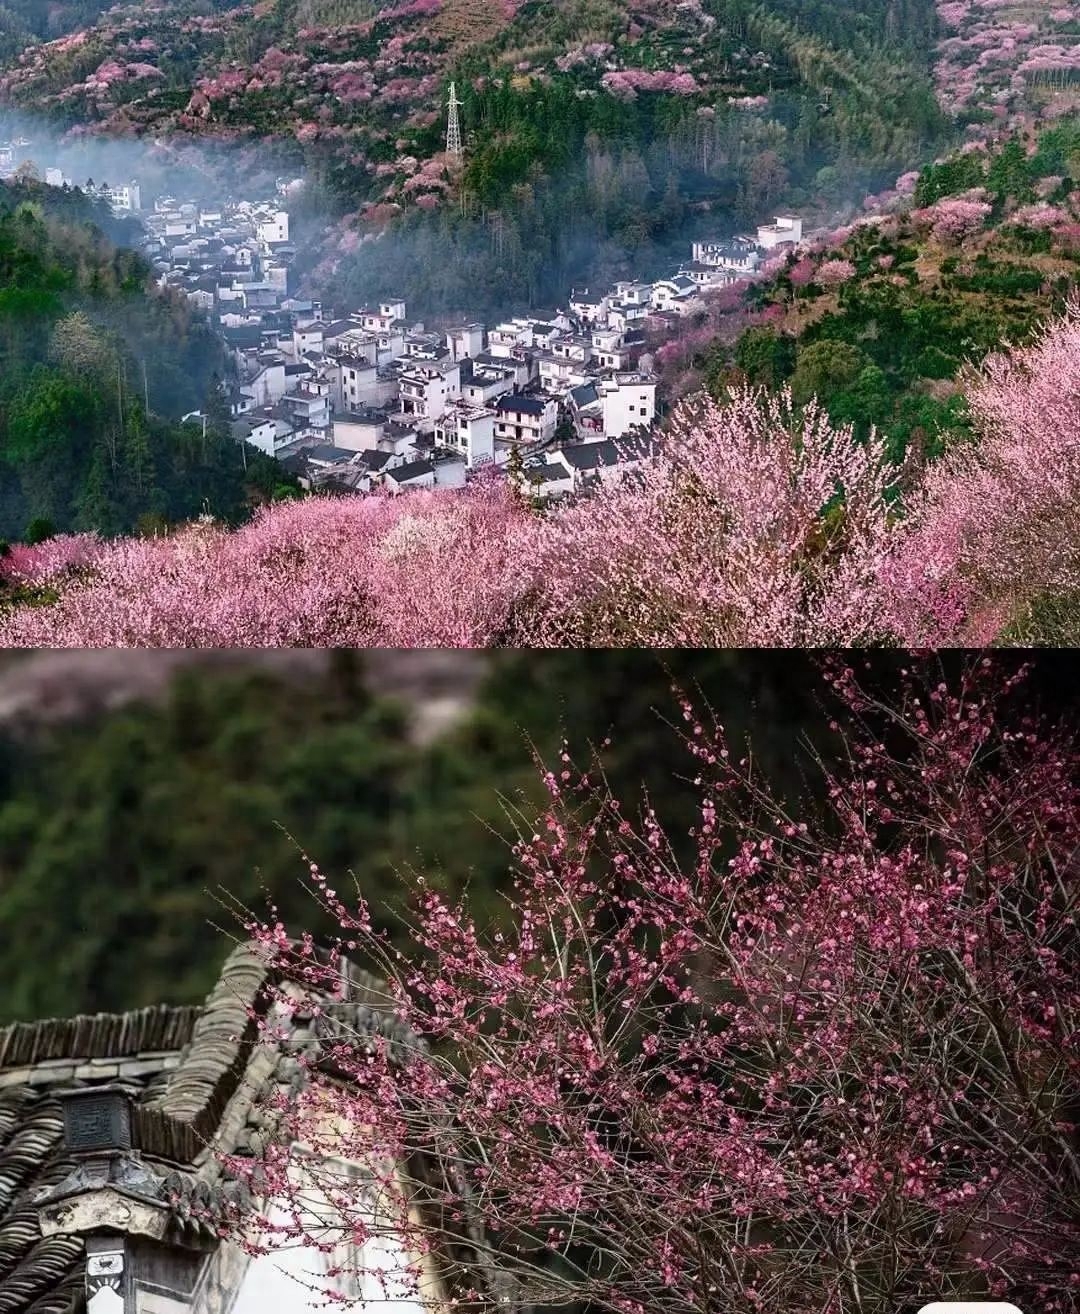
2, 138, 804, 502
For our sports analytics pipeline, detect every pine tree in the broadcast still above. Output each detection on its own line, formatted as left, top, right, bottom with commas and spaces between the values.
204, 374, 232, 438
506, 441, 524, 499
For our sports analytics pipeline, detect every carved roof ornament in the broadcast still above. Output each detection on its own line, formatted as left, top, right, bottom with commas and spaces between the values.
0, 942, 445, 1314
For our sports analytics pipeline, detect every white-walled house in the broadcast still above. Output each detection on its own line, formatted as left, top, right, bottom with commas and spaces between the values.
606, 300, 651, 334
327, 325, 404, 371
488, 319, 534, 358
550, 335, 593, 366
756, 215, 803, 250
590, 327, 633, 371
384, 458, 437, 493
434, 404, 496, 468
2, 944, 451, 1314
101, 180, 141, 213
164, 214, 198, 238
231, 415, 280, 456
355, 300, 407, 334
611, 281, 654, 307
404, 330, 449, 362
494, 393, 558, 445
461, 362, 518, 408
600, 374, 658, 438
256, 208, 290, 245
332, 413, 386, 452
549, 431, 661, 491
468, 351, 534, 391
569, 289, 610, 324
283, 382, 332, 433
678, 262, 736, 290
380, 418, 426, 457
247, 360, 287, 407
247, 407, 298, 452
326, 349, 385, 413
691, 237, 761, 273
538, 353, 592, 393
399, 361, 462, 422
517, 457, 575, 499
446, 323, 486, 361
291, 320, 325, 359
651, 277, 702, 315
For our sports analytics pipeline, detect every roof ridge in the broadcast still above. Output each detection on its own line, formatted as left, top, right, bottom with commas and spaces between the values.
0, 1005, 202, 1071
147, 943, 271, 1148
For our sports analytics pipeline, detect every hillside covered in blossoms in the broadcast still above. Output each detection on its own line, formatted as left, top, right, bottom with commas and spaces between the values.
1, 278, 1077, 647
1, 106, 1079, 643
0, 2, 1078, 644
0, 0, 948, 307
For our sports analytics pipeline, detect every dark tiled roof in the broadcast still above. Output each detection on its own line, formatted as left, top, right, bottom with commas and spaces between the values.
0, 1006, 198, 1314
527, 463, 570, 485
495, 394, 547, 417
0, 947, 411, 1314
386, 459, 434, 482
559, 435, 659, 470
221, 326, 262, 348
306, 446, 355, 465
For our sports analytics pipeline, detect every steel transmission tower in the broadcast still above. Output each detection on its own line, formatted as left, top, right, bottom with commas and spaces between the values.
446, 82, 463, 158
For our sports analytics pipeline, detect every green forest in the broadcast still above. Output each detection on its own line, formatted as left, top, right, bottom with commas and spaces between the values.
0, 0, 115, 58
0, 177, 289, 540
0, 650, 1074, 1025
0, 0, 950, 316
0, 652, 823, 1021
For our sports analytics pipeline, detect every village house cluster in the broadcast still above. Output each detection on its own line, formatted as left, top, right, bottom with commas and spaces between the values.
148, 190, 801, 500
2, 138, 803, 500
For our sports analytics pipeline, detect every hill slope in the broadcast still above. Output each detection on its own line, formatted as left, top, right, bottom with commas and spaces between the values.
0, 0, 947, 308
0, 176, 290, 538
663, 117, 1080, 473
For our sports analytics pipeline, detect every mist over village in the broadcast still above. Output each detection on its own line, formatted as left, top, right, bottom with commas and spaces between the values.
0, 107, 814, 502
0, 0, 1076, 642
0, 3, 1078, 1314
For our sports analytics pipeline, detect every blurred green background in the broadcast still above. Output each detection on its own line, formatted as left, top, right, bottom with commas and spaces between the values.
0, 649, 1072, 1024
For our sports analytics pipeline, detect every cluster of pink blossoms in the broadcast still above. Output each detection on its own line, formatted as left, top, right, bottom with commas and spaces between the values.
3, 301, 1080, 646
812, 257, 857, 287
911, 196, 992, 243
601, 68, 701, 99
230, 658, 1080, 1313
883, 300, 1080, 643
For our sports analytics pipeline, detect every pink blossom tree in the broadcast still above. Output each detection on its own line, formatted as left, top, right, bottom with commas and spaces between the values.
812, 258, 857, 287
227, 657, 1080, 1314
0, 481, 530, 647
515, 388, 903, 647
911, 198, 992, 244
788, 256, 817, 288
882, 300, 1080, 643
0, 390, 905, 648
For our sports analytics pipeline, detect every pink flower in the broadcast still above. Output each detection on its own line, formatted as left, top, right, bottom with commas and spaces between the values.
788, 257, 817, 287
225, 655, 1080, 1314
910, 198, 991, 244
813, 258, 857, 287
883, 302, 1080, 642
